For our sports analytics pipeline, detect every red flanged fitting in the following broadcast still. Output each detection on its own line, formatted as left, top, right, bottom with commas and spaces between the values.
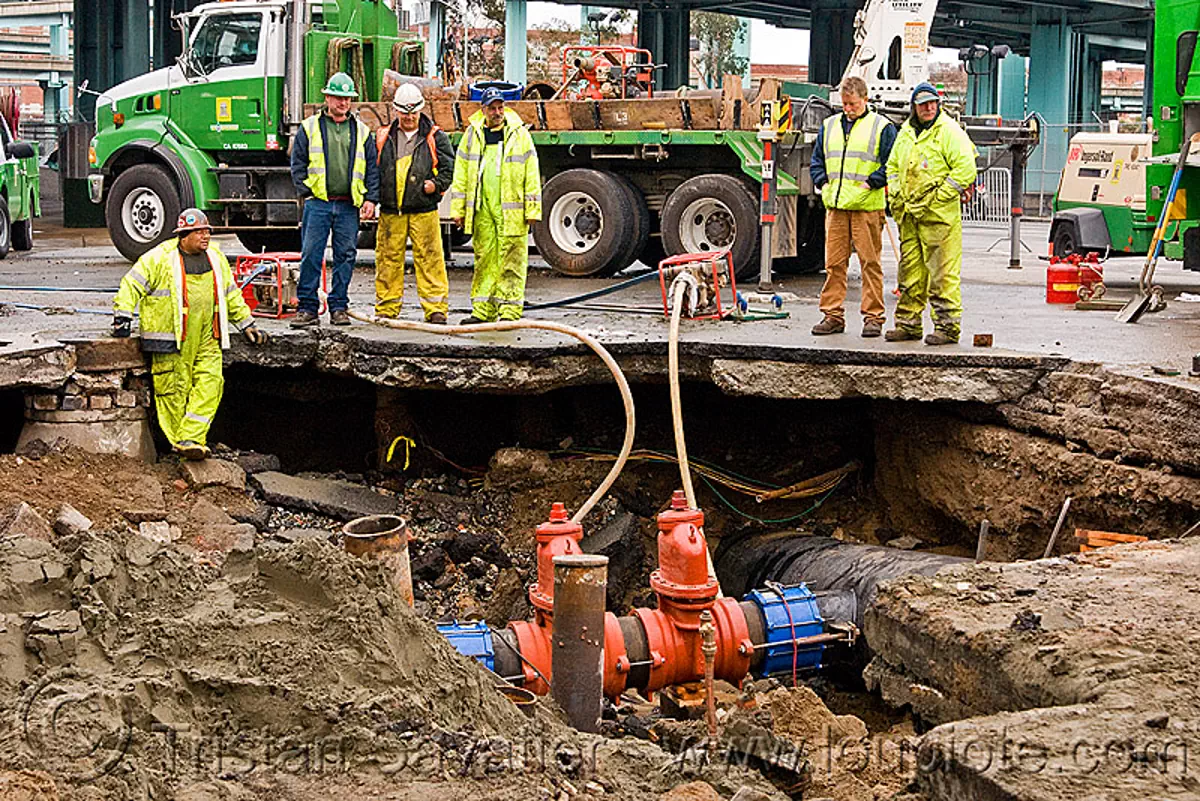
650, 490, 718, 601
529, 502, 583, 613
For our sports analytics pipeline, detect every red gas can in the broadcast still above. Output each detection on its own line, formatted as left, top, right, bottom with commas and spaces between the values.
1046, 254, 1104, 303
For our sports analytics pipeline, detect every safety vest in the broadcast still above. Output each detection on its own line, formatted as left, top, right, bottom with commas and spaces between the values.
301, 113, 371, 206
821, 110, 887, 211
376, 123, 440, 173
113, 239, 254, 353
448, 108, 542, 236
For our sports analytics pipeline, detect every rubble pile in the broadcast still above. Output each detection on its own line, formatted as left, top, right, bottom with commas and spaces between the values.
0, 443, 788, 800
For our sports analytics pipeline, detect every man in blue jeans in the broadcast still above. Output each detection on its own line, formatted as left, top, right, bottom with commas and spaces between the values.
289, 72, 380, 327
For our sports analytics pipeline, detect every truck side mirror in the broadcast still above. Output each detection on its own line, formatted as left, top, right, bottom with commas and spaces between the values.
6, 141, 34, 160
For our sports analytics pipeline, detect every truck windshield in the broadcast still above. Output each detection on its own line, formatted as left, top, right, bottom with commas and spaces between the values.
190, 13, 262, 73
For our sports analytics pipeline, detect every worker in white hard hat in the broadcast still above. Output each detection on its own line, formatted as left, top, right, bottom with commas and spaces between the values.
374, 83, 455, 322
112, 208, 268, 460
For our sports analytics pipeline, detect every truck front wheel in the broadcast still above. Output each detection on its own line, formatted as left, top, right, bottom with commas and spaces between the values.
532, 169, 633, 277
662, 174, 760, 279
106, 164, 181, 261
0, 196, 12, 260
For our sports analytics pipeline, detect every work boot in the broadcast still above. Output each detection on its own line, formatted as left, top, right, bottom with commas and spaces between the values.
427, 312, 448, 324
459, 315, 486, 325
330, 310, 351, 326
290, 310, 319, 328
884, 328, 922, 342
862, 320, 883, 338
924, 330, 958, 346
811, 316, 845, 336
174, 440, 210, 461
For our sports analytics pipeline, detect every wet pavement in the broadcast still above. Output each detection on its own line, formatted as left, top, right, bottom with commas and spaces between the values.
2, 219, 1199, 379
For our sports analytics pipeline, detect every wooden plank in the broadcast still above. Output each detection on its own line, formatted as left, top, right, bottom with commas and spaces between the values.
1074, 528, 1148, 544
720, 75, 743, 130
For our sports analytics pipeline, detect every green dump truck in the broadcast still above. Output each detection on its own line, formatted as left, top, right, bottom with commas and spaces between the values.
87, 0, 423, 261
1050, 0, 1200, 271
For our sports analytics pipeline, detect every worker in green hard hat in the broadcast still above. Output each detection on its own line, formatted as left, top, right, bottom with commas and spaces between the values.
290, 71, 380, 328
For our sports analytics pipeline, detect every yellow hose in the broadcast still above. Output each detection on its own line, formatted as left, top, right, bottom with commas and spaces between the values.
347, 310, 635, 525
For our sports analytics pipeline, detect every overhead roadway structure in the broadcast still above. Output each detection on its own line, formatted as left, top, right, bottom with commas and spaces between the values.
0, 0, 72, 121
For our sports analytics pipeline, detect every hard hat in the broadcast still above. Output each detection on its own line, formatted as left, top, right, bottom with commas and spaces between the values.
393, 83, 426, 113
323, 72, 359, 98
173, 208, 212, 234
480, 86, 505, 107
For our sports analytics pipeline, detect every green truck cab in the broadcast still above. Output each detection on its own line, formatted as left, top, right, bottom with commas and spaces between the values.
1050, 0, 1200, 271
87, 0, 421, 261
0, 111, 40, 258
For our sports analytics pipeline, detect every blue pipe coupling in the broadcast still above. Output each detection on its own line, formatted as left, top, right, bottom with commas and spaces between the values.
744, 583, 827, 675
436, 620, 495, 672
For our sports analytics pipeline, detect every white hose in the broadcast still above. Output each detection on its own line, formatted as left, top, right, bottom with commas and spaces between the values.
666, 280, 720, 593
668, 280, 697, 509
347, 310, 634, 524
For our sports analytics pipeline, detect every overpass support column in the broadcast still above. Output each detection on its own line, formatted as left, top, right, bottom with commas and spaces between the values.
637, 7, 690, 91
504, 0, 527, 85
997, 54, 1026, 120
42, 11, 70, 122
1027, 10, 1080, 207
807, 0, 856, 86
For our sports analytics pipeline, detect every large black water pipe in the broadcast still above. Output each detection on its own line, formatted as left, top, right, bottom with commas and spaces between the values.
715, 534, 969, 630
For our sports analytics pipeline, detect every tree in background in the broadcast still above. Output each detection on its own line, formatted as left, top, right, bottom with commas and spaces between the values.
691, 12, 748, 89
529, 19, 578, 84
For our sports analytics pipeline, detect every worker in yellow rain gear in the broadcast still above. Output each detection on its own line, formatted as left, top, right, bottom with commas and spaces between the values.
885, 82, 977, 345
112, 208, 268, 460
449, 87, 542, 322
375, 83, 456, 322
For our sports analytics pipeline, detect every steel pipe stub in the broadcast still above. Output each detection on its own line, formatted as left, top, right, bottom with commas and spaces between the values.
343, 514, 414, 607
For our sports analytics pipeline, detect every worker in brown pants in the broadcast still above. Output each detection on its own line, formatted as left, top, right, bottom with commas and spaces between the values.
810, 76, 897, 338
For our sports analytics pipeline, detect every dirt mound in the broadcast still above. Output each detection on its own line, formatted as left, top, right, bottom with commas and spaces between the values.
0, 450, 785, 800
760, 686, 918, 801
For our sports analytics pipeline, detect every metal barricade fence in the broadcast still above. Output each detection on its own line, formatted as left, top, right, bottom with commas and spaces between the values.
962, 166, 1010, 227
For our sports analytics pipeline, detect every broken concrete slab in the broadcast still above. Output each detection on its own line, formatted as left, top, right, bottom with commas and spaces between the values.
180, 458, 246, 490
865, 540, 1200, 801
251, 471, 401, 521
0, 338, 75, 389
58, 335, 145, 372
16, 419, 156, 463
232, 451, 281, 475
138, 521, 179, 546
273, 527, 333, 544
52, 504, 92, 538
1, 503, 54, 542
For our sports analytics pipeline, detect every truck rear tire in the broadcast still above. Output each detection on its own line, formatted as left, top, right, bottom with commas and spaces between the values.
107, 164, 182, 262
605, 172, 651, 275
533, 169, 633, 277
237, 230, 303, 254
12, 214, 31, 252
662, 174, 760, 280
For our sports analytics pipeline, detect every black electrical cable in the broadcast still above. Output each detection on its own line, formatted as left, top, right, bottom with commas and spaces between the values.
524, 269, 659, 311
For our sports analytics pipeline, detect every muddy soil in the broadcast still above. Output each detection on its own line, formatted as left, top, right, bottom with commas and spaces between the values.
0, 446, 789, 801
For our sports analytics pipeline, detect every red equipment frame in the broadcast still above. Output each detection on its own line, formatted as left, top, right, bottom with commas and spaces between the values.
559, 45, 656, 100
657, 250, 738, 321
233, 252, 327, 319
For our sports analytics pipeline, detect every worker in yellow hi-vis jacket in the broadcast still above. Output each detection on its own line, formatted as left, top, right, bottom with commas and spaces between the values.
449, 87, 542, 322
112, 209, 267, 460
